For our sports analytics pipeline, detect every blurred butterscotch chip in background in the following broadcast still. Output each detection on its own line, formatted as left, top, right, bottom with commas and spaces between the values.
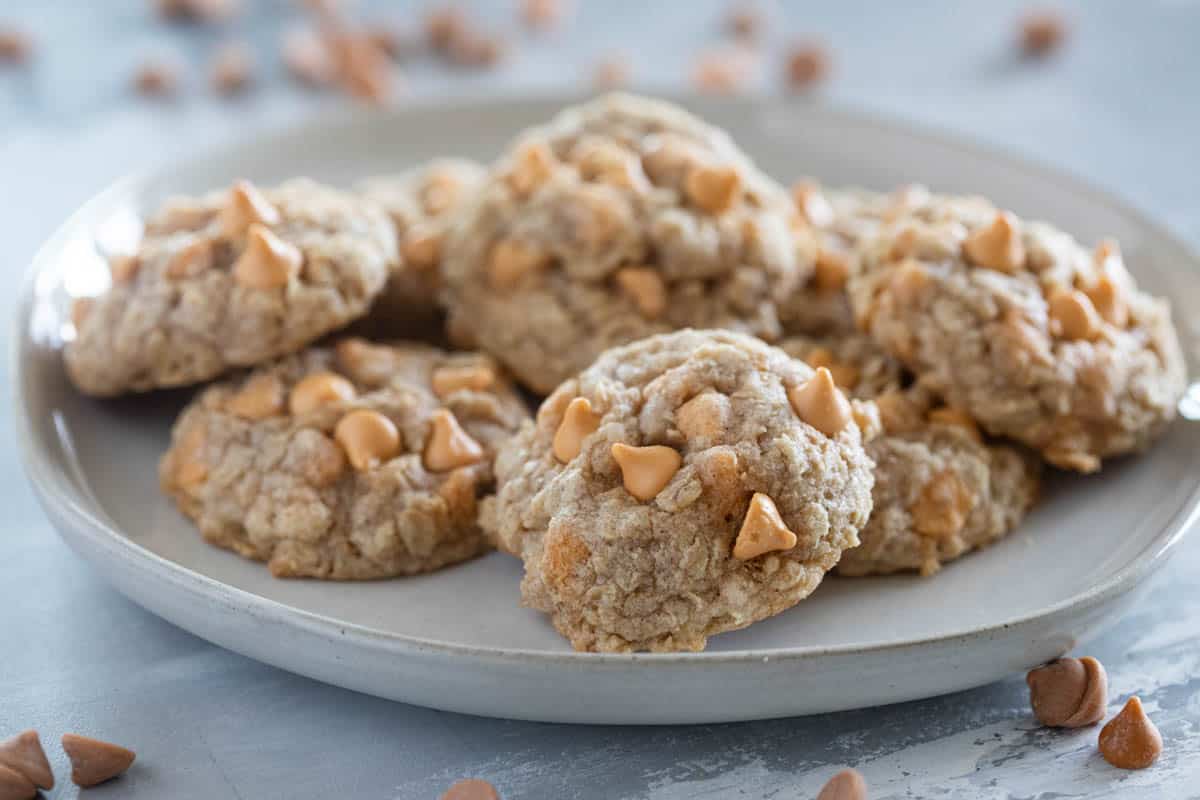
725, 3, 762, 41
134, 59, 180, 97
522, 0, 567, 32
0, 27, 31, 64
282, 27, 337, 87
156, 0, 238, 24
593, 54, 630, 89
692, 47, 756, 93
1020, 9, 1068, 56
211, 41, 253, 95
784, 41, 830, 90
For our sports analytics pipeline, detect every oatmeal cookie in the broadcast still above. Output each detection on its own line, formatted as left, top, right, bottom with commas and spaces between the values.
441, 93, 811, 394
783, 333, 1040, 576
848, 195, 1185, 472
159, 339, 529, 579
65, 178, 395, 396
357, 159, 485, 333
481, 329, 876, 652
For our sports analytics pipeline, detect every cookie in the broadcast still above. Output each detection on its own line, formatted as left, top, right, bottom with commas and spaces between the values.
65, 178, 396, 396
441, 92, 811, 394
159, 339, 529, 579
848, 195, 1186, 472
780, 183, 932, 337
481, 329, 876, 652
783, 333, 1041, 576
357, 159, 485, 333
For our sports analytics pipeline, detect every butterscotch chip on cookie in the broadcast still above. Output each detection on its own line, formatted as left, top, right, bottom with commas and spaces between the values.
848, 194, 1185, 472
782, 333, 1040, 576
65, 179, 394, 396
481, 330, 875, 652
357, 159, 485, 333
160, 341, 529, 579
441, 93, 810, 394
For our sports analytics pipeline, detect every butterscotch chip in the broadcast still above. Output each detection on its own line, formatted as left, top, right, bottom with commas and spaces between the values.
785, 42, 830, 90
0, 765, 35, 800
282, 27, 337, 86
483, 330, 874, 651
448, 29, 506, 68
426, 6, 468, 52
726, 4, 761, 40
1020, 10, 1067, 57
788, 366, 852, 437
61, 734, 135, 788
211, 41, 253, 94
226, 373, 285, 420
221, 180, 281, 235
1099, 696, 1162, 770
1048, 288, 1101, 341
962, 211, 1025, 273
927, 406, 982, 443
289, 371, 356, 415
488, 238, 549, 289
165, 238, 214, 279
552, 397, 601, 462
1026, 656, 1107, 728
233, 224, 303, 289
0, 28, 31, 64
425, 409, 485, 471
161, 344, 528, 579
336, 409, 401, 471
506, 142, 555, 197
803, 347, 860, 390
910, 468, 974, 539
1085, 275, 1128, 328
816, 768, 867, 800
0, 730, 53, 790
521, 0, 564, 30
400, 228, 442, 270
611, 443, 681, 501
887, 258, 930, 306
333, 31, 395, 104
692, 48, 754, 93
685, 164, 741, 214
134, 60, 179, 97
432, 364, 495, 398
157, 0, 237, 22
440, 778, 500, 800
615, 267, 667, 319
592, 55, 629, 89
109, 254, 140, 284
732, 492, 797, 560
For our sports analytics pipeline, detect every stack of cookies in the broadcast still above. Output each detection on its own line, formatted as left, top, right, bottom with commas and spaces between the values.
62, 93, 1186, 653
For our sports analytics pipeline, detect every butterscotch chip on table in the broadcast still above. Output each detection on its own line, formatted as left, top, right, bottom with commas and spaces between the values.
817, 768, 867, 800
441, 93, 810, 394
481, 330, 876, 652
1099, 696, 1162, 770
356, 159, 485, 335
1026, 656, 1107, 728
784, 42, 830, 90
64, 178, 394, 396
61, 734, 135, 787
160, 341, 529, 579
0, 730, 54, 790
848, 194, 1185, 473
781, 333, 1040, 577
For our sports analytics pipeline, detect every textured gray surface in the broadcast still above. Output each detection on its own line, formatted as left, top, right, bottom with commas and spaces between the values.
1, 1, 1198, 798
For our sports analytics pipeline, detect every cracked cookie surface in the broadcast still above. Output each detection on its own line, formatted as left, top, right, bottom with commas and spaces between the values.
441, 93, 810, 394
847, 194, 1185, 472
65, 178, 395, 396
481, 329, 875, 652
783, 333, 1040, 576
160, 339, 529, 579
357, 159, 485, 334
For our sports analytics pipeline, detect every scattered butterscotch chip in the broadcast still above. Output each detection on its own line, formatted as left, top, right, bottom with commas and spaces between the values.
593, 54, 630, 89
401, 228, 443, 270
61, 734, 135, 788
675, 392, 729, 442
522, 0, 565, 31
448, 29, 506, 68
426, 6, 468, 53
211, 41, 253, 94
226, 373, 285, 420
165, 238, 214, 280
233, 224, 303, 289
962, 211, 1025, 273
289, 371, 356, 415
488, 238, 549, 289
788, 367, 852, 438
553, 397, 601, 463
733, 492, 797, 560
222, 180, 281, 235
335, 409, 401, 471
910, 468, 974, 539
927, 406, 983, 443
1026, 656, 1108, 728
615, 267, 667, 319
0, 765, 35, 800
611, 443, 681, 501
283, 27, 338, 86
0, 731, 53, 791
692, 48, 754, 93
816, 768, 867, 800
784, 41, 830, 90
327, 31, 395, 104
1085, 275, 1128, 328
425, 409, 485, 471
0, 28, 31, 64
156, 0, 237, 23
134, 60, 179, 97
1020, 10, 1068, 57
440, 778, 500, 800
685, 164, 741, 214
1048, 288, 1101, 341
1099, 696, 1162, 770
365, 22, 414, 61
431, 364, 495, 398
812, 249, 850, 292
726, 3, 761, 41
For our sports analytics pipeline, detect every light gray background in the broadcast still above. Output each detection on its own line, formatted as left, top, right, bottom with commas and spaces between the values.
2, 1, 1199, 798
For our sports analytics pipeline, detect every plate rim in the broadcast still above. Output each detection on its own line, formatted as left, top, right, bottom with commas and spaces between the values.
14, 92, 1200, 667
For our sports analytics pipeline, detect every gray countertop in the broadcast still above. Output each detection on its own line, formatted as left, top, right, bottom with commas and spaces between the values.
2, 1, 1198, 798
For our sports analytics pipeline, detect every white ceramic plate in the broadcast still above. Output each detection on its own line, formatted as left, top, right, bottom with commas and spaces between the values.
15, 95, 1200, 725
